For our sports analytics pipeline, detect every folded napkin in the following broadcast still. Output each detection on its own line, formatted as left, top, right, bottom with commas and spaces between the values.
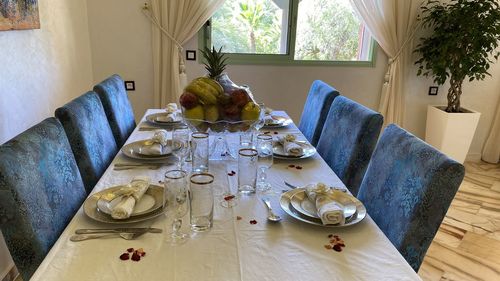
165, 103, 178, 114
305, 183, 346, 225
277, 134, 304, 156
264, 115, 279, 125
140, 130, 168, 155
111, 177, 151, 219
155, 113, 179, 123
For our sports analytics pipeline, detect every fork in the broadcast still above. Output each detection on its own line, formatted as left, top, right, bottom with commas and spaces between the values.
70, 232, 147, 242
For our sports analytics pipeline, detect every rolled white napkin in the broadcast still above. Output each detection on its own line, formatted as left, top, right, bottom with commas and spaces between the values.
264, 115, 279, 125
165, 103, 178, 114
140, 130, 168, 155
277, 134, 304, 156
155, 114, 179, 123
305, 183, 345, 225
111, 177, 151, 219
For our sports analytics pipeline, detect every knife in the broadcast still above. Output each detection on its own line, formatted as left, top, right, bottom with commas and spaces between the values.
75, 227, 162, 234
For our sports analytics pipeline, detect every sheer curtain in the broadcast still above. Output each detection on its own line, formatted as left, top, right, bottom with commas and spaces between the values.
482, 94, 500, 164
145, 0, 225, 107
350, 0, 422, 126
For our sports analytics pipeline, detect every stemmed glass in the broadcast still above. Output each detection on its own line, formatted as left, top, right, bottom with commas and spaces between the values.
172, 125, 190, 170
164, 169, 189, 245
256, 134, 273, 192
253, 102, 266, 132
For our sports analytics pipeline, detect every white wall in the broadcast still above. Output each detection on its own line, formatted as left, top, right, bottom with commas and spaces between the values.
86, 0, 154, 122
0, 0, 93, 278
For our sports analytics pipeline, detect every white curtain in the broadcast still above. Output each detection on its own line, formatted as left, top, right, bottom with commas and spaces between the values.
482, 94, 500, 163
350, 0, 423, 126
146, 0, 225, 107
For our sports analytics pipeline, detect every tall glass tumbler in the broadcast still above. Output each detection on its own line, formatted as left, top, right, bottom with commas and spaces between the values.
190, 173, 214, 232
238, 148, 258, 194
256, 134, 273, 192
164, 169, 189, 245
191, 132, 209, 173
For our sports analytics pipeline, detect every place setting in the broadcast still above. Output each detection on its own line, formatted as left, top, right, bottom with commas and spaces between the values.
280, 182, 366, 227
121, 129, 180, 161
263, 114, 293, 128
142, 103, 185, 130
272, 133, 316, 159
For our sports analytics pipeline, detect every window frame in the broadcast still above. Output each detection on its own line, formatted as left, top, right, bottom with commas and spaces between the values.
198, 0, 377, 67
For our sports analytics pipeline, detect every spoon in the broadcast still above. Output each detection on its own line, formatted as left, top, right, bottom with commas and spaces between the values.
70, 232, 147, 242
261, 198, 282, 222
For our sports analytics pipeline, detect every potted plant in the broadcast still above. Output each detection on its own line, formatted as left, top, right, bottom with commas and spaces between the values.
414, 0, 500, 163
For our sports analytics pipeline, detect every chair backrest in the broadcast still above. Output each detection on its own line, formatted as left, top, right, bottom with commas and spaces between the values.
93, 74, 136, 147
55, 91, 118, 192
357, 124, 465, 272
298, 80, 339, 146
316, 96, 383, 196
0, 118, 87, 280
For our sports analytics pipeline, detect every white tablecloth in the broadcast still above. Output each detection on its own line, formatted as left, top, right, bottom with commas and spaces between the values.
31, 110, 421, 281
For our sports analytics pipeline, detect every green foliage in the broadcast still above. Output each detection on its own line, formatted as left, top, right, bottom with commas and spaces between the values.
414, 0, 500, 111
295, 0, 361, 61
212, 0, 281, 54
200, 46, 228, 78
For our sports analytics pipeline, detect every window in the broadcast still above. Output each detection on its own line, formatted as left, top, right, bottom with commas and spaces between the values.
201, 0, 375, 66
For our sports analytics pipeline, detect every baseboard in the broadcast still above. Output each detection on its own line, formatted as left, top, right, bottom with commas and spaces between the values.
465, 153, 482, 162
1, 264, 19, 281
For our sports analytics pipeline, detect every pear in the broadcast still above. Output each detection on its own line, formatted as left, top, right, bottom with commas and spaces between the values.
205, 105, 219, 122
184, 104, 204, 126
241, 102, 260, 121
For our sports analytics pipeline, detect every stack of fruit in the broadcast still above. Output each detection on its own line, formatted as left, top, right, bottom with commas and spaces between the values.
179, 47, 261, 132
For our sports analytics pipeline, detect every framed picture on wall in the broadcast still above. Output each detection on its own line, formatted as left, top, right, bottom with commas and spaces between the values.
0, 0, 40, 31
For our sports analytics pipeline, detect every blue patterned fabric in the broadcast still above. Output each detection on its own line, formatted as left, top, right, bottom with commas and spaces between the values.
0, 118, 87, 280
357, 124, 465, 272
93, 74, 136, 147
316, 96, 383, 196
298, 80, 340, 146
55, 91, 118, 192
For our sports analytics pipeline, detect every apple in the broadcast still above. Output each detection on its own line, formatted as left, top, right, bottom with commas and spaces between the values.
224, 104, 241, 121
230, 88, 251, 108
179, 92, 199, 109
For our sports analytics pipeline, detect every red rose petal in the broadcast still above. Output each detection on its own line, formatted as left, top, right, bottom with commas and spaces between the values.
236, 216, 242, 220
296, 166, 302, 170
333, 244, 343, 252
324, 245, 333, 250
127, 248, 134, 253
131, 252, 141, 261
119, 253, 130, 260
250, 220, 257, 225
288, 164, 295, 168
273, 132, 278, 134
328, 234, 333, 238
224, 195, 236, 201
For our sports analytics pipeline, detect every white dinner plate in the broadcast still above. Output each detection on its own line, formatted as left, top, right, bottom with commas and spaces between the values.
145, 112, 182, 125
263, 115, 293, 128
289, 189, 357, 220
280, 189, 366, 227
273, 141, 316, 159
83, 185, 165, 224
121, 140, 179, 160
96, 193, 157, 217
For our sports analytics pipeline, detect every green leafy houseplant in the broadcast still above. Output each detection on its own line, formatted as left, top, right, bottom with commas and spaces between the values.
415, 0, 500, 113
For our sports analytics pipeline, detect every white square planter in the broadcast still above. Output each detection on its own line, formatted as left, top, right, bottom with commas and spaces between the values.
425, 105, 481, 163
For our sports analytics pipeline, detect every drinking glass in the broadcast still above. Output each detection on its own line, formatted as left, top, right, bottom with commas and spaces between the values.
191, 132, 209, 173
253, 102, 266, 132
164, 169, 189, 245
172, 125, 190, 170
239, 131, 254, 148
238, 148, 258, 194
256, 134, 273, 192
190, 173, 214, 232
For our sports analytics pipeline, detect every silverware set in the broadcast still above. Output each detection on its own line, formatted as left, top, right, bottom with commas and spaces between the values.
113, 162, 173, 170
70, 227, 162, 242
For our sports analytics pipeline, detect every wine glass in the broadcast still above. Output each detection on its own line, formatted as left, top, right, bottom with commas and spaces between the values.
164, 169, 189, 245
172, 125, 190, 170
256, 134, 273, 192
253, 102, 266, 132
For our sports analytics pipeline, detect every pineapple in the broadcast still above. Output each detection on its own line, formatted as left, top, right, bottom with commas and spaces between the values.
200, 46, 228, 78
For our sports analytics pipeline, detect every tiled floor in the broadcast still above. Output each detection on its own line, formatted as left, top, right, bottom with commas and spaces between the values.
418, 161, 500, 281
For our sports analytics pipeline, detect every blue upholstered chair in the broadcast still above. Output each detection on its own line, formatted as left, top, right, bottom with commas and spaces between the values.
93, 74, 136, 147
0, 118, 87, 280
316, 96, 383, 196
298, 80, 340, 146
357, 124, 465, 272
55, 91, 118, 192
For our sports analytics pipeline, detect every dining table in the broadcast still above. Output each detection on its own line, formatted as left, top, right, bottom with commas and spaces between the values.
30, 109, 421, 281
